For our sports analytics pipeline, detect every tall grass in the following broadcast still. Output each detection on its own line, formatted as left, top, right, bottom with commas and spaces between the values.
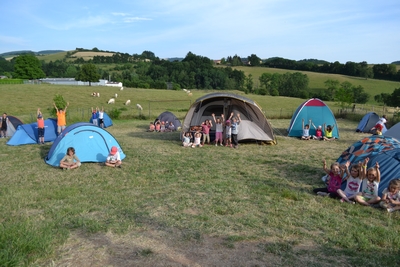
0, 85, 399, 266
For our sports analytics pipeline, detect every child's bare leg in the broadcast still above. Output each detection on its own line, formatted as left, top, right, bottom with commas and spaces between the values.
355, 195, 370, 206
337, 189, 351, 202
367, 196, 381, 205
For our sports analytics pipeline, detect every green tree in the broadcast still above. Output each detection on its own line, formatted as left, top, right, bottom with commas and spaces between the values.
324, 79, 340, 101
247, 54, 261, 66
245, 74, 254, 93
75, 63, 100, 86
13, 54, 45, 79
335, 81, 353, 108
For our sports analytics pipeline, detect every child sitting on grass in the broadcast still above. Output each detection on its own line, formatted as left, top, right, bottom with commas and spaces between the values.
301, 119, 311, 140
59, 147, 81, 170
354, 159, 381, 206
379, 178, 400, 212
313, 159, 345, 198
337, 160, 365, 204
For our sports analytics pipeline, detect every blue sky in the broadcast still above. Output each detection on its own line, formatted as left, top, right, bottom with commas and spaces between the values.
1, 0, 399, 63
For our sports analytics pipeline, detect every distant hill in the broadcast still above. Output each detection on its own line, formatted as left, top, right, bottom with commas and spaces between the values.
391, 61, 400, 65
0, 50, 64, 57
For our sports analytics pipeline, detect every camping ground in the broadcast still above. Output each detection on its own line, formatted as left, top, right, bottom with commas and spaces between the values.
0, 85, 399, 266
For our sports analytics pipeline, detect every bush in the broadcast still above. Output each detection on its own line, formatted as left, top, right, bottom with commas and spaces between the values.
108, 108, 122, 119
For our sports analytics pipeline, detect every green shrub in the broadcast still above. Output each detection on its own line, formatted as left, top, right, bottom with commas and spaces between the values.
108, 108, 122, 119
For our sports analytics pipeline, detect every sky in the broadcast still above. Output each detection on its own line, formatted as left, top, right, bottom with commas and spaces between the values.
1, 0, 399, 63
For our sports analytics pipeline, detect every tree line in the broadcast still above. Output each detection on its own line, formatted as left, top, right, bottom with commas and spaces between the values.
1, 50, 399, 107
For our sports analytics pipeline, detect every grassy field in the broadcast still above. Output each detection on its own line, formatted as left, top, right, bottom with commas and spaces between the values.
233, 66, 400, 101
1, 85, 400, 266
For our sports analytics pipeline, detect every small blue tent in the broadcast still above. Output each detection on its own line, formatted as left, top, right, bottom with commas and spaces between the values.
89, 112, 113, 128
356, 112, 387, 133
45, 123, 125, 167
288, 98, 339, 138
7, 118, 57, 146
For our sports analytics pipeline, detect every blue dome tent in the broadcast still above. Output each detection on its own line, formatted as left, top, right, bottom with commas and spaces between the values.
287, 98, 339, 138
356, 112, 386, 133
7, 118, 57, 146
89, 112, 113, 128
45, 123, 125, 167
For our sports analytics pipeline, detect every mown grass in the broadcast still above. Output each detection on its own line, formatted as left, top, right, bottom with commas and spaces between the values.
0, 85, 399, 266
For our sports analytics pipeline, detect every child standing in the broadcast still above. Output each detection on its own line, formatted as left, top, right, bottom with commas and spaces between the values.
230, 112, 241, 148
313, 159, 345, 198
201, 119, 213, 145
182, 132, 193, 147
212, 113, 224, 146
311, 123, 323, 140
98, 106, 104, 128
37, 108, 45, 144
224, 119, 232, 147
59, 147, 81, 170
379, 179, 400, 212
54, 102, 69, 135
91, 107, 98, 126
337, 161, 364, 203
354, 160, 381, 206
301, 119, 311, 140
0, 113, 9, 138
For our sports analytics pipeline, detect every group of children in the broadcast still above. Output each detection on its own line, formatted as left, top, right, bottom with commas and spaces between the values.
91, 106, 105, 128
59, 145, 122, 170
148, 120, 176, 132
301, 119, 336, 141
182, 112, 242, 148
314, 158, 400, 212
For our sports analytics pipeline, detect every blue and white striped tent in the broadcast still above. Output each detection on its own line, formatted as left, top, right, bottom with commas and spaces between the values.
45, 123, 125, 167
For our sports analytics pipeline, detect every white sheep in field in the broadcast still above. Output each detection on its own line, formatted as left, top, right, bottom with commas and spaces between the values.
120, 87, 124, 91
97, 92, 100, 97
136, 104, 143, 110
188, 93, 192, 97
91, 92, 96, 97
114, 93, 118, 98
125, 100, 131, 105
107, 98, 115, 104
183, 88, 187, 92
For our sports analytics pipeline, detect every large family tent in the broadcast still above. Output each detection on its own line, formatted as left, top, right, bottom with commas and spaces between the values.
336, 136, 400, 196
154, 111, 182, 131
7, 118, 57, 146
356, 112, 386, 133
383, 122, 400, 140
45, 123, 125, 167
89, 112, 113, 128
182, 93, 276, 143
287, 98, 339, 138
2, 115, 23, 137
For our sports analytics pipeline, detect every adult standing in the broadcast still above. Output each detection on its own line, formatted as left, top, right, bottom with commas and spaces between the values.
54, 102, 69, 135
0, 113, 9, 138
37, 108, 45, 144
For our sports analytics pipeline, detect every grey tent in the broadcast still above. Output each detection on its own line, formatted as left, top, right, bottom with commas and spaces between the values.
384, 122, 400, 140
154, 111, 182, 131
182, 93, 276, 144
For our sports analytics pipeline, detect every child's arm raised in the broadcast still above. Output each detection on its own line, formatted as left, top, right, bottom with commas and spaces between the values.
322, 159, 330, 174
375, 162, 381, 183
